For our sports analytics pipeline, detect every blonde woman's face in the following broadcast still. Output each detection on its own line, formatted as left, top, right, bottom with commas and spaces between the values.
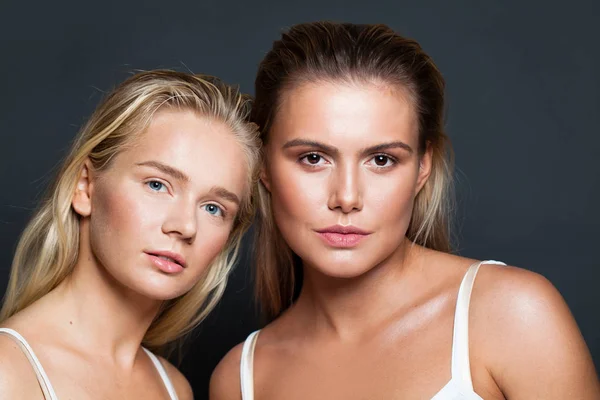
77, 109, 248, 300
263, 82, 431, 278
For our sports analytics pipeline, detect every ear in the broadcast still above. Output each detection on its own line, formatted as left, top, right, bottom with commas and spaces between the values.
259, 159, 271, 193
415, 143, 433, 196
71, 159, 94, 217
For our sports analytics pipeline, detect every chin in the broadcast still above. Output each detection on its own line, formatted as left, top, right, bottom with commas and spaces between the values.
136, 285, 191, 301
305, 252, 379, 279
315, 266, 371, 279
142, 288, 187, 301
121, 275, 196, 301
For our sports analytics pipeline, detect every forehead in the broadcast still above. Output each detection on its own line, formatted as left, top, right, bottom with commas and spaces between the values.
114, 109, 249, 196
271, 81, 419, 149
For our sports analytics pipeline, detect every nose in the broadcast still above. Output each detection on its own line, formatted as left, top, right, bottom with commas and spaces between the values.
162, 197, 197, 244
327, 161, 363, 213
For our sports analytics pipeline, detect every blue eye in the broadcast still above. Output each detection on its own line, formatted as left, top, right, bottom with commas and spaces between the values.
204, 204, 223, 217
147, 180, 167, 192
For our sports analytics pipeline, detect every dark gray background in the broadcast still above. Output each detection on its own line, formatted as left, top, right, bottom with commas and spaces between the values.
1, 0, 598, 398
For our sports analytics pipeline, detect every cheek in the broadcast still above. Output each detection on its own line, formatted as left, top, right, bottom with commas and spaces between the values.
366, 167, 420, 236
89, 183, 156, 261
269, 159, 326, 221
371, 174, 416, 213
99, 192, 139, 229
194, 226, 230, 267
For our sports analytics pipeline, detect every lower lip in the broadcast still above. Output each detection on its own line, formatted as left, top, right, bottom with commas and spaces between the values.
147, 254, 184, 274
317, 232, 369, 248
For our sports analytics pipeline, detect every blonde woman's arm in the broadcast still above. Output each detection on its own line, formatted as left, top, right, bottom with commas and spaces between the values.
0, 335, 48, 399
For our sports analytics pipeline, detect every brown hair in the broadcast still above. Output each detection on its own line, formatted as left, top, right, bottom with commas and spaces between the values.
1, 70, 261, 351
252, 22, 454, 320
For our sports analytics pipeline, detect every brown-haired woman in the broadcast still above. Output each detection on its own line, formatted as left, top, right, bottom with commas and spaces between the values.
0, 70, 261, 399
211, 22, 600, 399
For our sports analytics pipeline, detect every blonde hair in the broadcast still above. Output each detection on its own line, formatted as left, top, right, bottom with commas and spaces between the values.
0, 70, 261, 351
252, 22, 454, 320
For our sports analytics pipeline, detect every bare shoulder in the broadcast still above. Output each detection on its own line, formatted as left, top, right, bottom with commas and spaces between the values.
209, 341, 244, 400
471, 263, 585, 347
0, 332, 45, 398
470, 263, 600, 398
157, 356, 194, 400
472, 263, 579, 330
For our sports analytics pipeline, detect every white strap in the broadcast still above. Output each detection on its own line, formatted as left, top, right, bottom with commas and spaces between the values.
450, 260, 506, 389
0, 327, 59, 400
143, 347, 179, 400
240, 330, 260, 400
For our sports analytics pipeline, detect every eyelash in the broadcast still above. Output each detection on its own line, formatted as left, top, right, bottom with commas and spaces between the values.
298, 152, 398, 169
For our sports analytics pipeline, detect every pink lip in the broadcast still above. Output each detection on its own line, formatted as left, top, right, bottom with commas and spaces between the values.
145, 250, 186, 274
315, 225, 372, 248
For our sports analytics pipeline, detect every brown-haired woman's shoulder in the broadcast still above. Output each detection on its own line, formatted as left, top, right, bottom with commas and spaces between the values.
210, 341, 244, 400
469, 263, 600, 398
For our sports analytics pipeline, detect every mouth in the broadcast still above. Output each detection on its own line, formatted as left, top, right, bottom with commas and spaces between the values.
145, 250, 186, 274
314, 225, 372, 248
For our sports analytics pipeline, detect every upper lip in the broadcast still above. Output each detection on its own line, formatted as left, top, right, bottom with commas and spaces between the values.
146, 250, 187, 268
315, 225, 372, 235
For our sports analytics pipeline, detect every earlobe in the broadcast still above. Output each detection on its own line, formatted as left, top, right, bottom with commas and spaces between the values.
71, 159, 94, 217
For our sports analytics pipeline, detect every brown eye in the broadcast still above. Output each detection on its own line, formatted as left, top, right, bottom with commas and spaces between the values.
306, 154, 321, 164
374, 155, 389, 166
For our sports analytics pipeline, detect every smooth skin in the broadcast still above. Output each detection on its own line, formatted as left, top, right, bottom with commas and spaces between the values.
210, 82, 600, 399
0, 109, 249, 399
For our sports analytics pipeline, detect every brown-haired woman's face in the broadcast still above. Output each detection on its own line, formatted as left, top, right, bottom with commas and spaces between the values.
262, 82, 431, 278
73, 109, 249, 300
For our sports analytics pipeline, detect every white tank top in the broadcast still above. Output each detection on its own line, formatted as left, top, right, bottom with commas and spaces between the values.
0, 327, 179, 400
239, 260, 506, 400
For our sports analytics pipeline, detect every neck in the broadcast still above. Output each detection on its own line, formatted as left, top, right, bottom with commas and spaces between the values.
49, 225, 161, 365
294, 239, 425, 340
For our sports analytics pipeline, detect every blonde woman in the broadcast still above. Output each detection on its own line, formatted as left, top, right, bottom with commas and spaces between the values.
0, 70, 260, 399
211, 22, 600, 399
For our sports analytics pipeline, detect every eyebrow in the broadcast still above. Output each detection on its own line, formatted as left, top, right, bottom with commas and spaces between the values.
365, 141, 414, 155
209, 186, 240, 206
283, 139, 338, 155
137, 161, 241, 205
282, 138, 414, 156
136, 161, 190, 183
